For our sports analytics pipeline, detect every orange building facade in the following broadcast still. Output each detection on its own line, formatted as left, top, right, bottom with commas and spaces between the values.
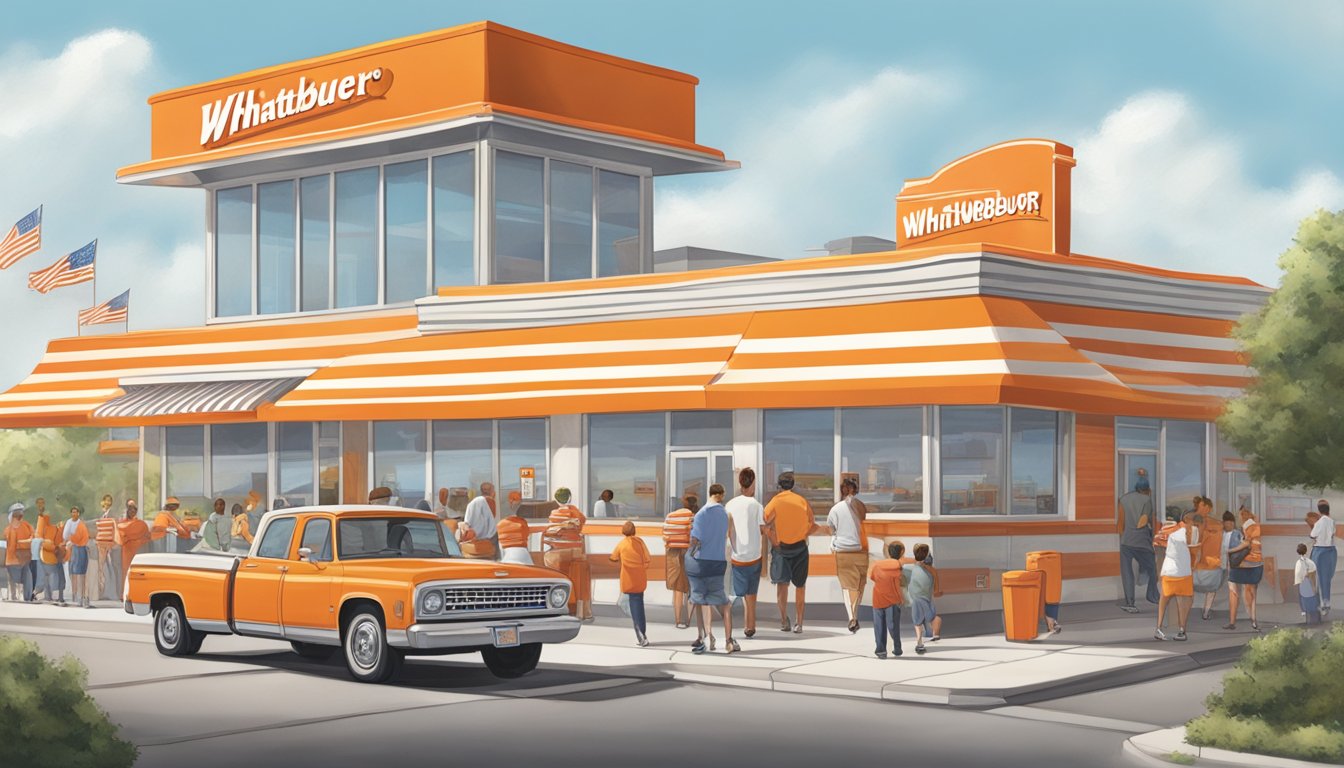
0, 22, 1302, 612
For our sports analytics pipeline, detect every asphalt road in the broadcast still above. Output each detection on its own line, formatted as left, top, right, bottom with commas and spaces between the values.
4, 617, 1229, 768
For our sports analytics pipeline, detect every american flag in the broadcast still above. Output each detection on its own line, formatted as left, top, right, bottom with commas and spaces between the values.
78, 289, 130, 326
28, 240, 96, 294
0, 206, 42, 269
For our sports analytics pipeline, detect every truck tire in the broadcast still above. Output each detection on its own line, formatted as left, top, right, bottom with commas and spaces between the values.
154, 599, 201, 657
482, 642, 542, 678
342, 611, 402, 683
291, 641, 337, 661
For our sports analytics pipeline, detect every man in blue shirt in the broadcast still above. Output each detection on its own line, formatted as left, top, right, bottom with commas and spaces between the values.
689, 484, 736, 654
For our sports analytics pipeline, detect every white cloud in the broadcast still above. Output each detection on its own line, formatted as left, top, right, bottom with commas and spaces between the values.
1070, 91, 1344, 286
0, 30, 203, 389
655, 65, 956, 258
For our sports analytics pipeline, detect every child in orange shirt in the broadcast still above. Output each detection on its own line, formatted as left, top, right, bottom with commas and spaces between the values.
609, 521, 651, 646
869, 541, 906, 658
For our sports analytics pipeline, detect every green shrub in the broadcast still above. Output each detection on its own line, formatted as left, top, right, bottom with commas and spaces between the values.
1187, 625, 1344, 763
0, 634, 137, 768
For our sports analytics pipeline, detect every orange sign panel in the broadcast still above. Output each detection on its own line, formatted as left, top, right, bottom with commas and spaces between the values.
896, 139, 1076, 255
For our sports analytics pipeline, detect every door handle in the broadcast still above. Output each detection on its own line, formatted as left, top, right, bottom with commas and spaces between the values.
243, 563, 258, 568
279, 566, 288, 573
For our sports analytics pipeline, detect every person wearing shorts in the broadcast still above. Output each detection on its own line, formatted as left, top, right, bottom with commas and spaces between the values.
663, 496, 697, 629
764, 472, 819, 633
828, 477, 870, 634
63, 505, 91, 608
726, 468, 766, 638
1157, 511, 1199, 641
904, 544, 942, 654
1226, 508, 1264, 630
688, 484, 735, 654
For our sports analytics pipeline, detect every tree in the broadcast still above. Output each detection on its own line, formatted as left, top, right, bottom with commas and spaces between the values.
0, 428, 137, 518
1219, 209, 1344, 489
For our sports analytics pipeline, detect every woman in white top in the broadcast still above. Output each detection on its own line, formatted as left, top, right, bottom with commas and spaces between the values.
826, 478, 869, 634
1156, 511, 1199, 641
1310, 500, 1336, 614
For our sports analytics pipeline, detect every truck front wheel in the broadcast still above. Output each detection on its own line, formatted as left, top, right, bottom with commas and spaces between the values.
342, 611, 402, 683
482, 643, 542, 678
154, 600, 202, 657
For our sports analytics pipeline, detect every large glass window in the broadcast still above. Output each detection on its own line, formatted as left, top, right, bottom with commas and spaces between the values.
432, 420, 493, 515
165, 426, 206, 516
500, 419, 547, 516
549, 161, 593, 281
940, 407, 1004, 515
493, 151, 545, 284
597, 170, 641, 277
257, 180, 296, 315
214, 186, 252, 317
840, 407, 923, 515
670, 411, 733, 448
433, 150, 475, 288
211, 423, 268, 509
1165, 420, 1207, 520
384, 159, 428, 304
299, 175, 331, 312
589, 413, 666, 519
372, 421, 427, 508
1010, 408, 1058, 515
763, 409, 835, 512
334, 167, 379, 308
277, 422, 315, 508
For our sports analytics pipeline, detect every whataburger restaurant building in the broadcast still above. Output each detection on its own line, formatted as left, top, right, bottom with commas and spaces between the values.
0, 21, 1301, 612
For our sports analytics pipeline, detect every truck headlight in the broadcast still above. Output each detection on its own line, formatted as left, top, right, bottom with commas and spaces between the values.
548, 585, 570, 609
421, 590, 444, 615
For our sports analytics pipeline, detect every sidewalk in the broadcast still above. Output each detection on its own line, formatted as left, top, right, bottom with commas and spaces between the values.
0, 597, 1321, 708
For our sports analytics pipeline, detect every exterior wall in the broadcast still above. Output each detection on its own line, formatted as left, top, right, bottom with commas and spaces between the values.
1075, 414, 1116, 521
341, 421, 368, 504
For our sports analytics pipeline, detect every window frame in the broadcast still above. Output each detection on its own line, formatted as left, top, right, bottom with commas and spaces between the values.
584, 411, 734, 520
930, 405, 1073, 520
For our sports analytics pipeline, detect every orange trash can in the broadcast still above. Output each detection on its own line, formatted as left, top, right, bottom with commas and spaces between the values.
1001, 570, 1044, 641
1026, 550, 1063, 627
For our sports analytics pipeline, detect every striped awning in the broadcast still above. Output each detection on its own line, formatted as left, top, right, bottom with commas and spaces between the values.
94, 377, 307, 421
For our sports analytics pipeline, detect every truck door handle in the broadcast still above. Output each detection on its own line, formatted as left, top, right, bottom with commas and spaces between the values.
243, 563, 258, 569
278, 566, 288, 573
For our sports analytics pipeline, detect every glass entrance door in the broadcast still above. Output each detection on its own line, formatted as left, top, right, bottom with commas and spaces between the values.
669, 451, 735, 511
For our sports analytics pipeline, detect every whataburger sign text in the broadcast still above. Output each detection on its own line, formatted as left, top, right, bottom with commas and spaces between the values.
199, 66, 394, 149
900, 189, 1042, 241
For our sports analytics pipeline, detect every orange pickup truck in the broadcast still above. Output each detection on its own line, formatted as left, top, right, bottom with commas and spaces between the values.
124, 505, 578, 683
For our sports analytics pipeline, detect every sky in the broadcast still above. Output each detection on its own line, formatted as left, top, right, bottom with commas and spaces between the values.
0, 0, 1341, 390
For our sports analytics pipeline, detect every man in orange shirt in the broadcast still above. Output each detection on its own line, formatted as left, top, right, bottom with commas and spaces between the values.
117, 501, 150, 589
497, 512, 532, 565
33, 502, 66, 605
543, 488, 591, 621
609, 520, 651, 646
5, 504, 35, 602
663, 495, 697, 629
150, 497, 192, 554
64, 505, 91, 608
764, 472, 822, 633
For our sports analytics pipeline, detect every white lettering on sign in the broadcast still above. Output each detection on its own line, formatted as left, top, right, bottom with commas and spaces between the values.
901, 190, 1042, 241
199, 66, 393, 149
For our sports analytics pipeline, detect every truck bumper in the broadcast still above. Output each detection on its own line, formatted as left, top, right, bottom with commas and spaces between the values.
388, 615, 581, 651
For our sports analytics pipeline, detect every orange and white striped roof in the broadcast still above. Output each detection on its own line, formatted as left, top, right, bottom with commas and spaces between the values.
0, 247, 1261, 427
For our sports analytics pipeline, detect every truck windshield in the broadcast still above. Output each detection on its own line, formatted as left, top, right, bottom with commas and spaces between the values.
337, 517, 458, 560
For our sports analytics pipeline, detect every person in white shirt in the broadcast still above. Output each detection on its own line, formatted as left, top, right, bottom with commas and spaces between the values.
725, 468, 766, 639
827, 477, 869, 634
1295, 543, 1321, 625
1310, 500, 1336, 614
1156, 511, 1200, 641
461, 482, 498, 560
1201, 511, 1237, 621
592, 489, 617, 519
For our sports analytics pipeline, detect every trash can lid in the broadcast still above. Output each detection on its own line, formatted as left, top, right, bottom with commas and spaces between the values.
1002, 569, 1044, 584
1026, 550, 1061, 557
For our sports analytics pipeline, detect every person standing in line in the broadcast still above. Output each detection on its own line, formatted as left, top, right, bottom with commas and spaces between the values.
230, 503, 254, 550
1117, 476, 1158, 613
200, 498, 231, 552
1155, 511, 1200, 641
33, 502, 65, 605
592, 489, 617, 519
609, 521, 651, 646
1226, 507, 1264, 631
150, 497, 191, 554
433, 488, 451, 518
461, 482, 498, 560
496, 511, 531, 565
828, 477, 870, 634
725, 468, 766, 639
663, 495, 696, 629
29, 497, 49, 597
763, 472, 821, 633
1295, 543, 1322, 625
5, 504, 34, 602
1310, 500, 1335, 616
870, 541, 906, 658
688, 484, 735, 654
93, 495, 119, 602
1201, 511, 1238, 621
542, 488, 592, 620
368, 486, 394, 505
64, 505, 90, 608
117, 501, 150, 585
905, 544, 942, 654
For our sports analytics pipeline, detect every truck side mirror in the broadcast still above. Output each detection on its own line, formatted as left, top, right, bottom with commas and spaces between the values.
297, 547, 312, 561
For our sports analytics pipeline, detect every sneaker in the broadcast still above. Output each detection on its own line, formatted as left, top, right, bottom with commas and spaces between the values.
1154, 628, 1167, 641
928, 634, 941, 642
691, 640, 706, 655
744, 628, 755, 638
894, 648, 903, 657
1174, 630, 1187, 642
875, 651, 887, 659
793, 623, 803, 634
915, 644, 926, 655
1120, 605, 1140, 614
1050, 624, 1062, 635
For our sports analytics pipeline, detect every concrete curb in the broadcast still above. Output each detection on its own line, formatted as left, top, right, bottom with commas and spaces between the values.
1123, 726, 1338, 768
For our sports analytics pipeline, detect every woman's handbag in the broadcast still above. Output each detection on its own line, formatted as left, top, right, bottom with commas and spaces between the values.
1228, 547, 1250, 569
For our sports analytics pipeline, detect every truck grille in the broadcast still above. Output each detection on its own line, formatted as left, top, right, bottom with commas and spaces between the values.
440, 585, 551, 613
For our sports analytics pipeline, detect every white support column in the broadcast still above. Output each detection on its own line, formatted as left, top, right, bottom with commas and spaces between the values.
549, 413, 583, 503
732, 409, 761, 494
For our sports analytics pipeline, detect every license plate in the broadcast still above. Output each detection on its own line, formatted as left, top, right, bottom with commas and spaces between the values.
492, 626, 520, 648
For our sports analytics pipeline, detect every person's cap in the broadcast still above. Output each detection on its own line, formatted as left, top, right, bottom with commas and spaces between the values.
165, 496, 181, 507
1135, 478, 1150, 492
126, 498, 137, 507
369, 486, 393, 502
8, 502, 24, 515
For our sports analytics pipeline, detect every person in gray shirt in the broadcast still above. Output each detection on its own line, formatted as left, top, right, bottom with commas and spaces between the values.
1118, 476, 1158, 612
